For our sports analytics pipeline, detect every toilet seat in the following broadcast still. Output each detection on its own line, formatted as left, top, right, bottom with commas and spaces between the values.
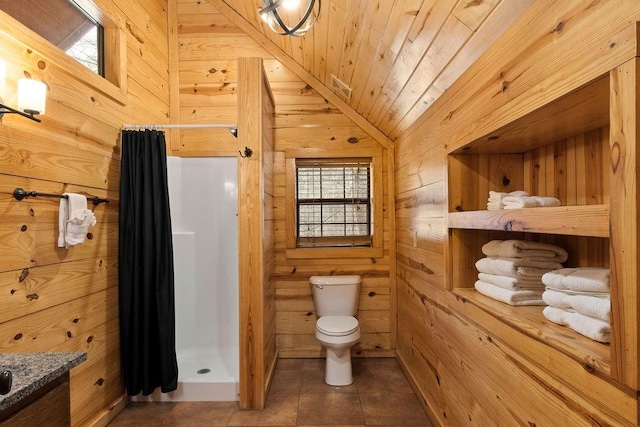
316, 316, 359, 337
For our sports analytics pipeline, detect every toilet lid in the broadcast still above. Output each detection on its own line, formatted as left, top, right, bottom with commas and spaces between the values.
316, 316, 359, 336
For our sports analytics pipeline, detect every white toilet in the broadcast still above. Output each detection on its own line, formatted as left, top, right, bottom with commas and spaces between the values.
310, 275, 361, 386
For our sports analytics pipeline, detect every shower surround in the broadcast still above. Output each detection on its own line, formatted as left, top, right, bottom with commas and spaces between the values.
134, 156, 239, 402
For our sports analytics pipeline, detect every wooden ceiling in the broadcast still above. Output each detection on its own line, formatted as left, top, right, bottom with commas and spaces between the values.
210, 0, 534, 141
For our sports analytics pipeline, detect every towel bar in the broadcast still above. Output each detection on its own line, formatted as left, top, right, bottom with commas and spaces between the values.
13, 187, 110, 206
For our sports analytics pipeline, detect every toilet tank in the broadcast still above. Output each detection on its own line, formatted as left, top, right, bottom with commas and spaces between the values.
310, 275, 361, 317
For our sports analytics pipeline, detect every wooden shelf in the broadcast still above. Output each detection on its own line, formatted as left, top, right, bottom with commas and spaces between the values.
453, 288, 610, 376
451, 75, 610, 154
448, 204, 609, 238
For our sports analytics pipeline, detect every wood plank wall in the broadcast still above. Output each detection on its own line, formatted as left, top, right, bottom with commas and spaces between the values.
236, 57, 277, 409
175, 0, 394, 361
0, 0, 170, 425
395, 0, 640, 425
260, 60, 277, 402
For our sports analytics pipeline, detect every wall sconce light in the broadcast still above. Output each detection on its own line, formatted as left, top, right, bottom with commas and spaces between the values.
258, 0, 320, 37
0, 60, 47, 123
0, 79, 46, 123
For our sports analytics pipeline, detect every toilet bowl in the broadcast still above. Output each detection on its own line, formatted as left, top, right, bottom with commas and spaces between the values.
310, 275, 362, 386
315, 315, 361, 386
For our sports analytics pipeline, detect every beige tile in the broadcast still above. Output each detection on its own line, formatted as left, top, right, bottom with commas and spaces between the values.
352, 359, 414, 394
297, 393, 364, 425
269, 368, 303, 394
359, 391, 433, 426
276, 358, 306, 371
228, 393, 299, 426
302, 358, 325, 372
162, 402, 236, 426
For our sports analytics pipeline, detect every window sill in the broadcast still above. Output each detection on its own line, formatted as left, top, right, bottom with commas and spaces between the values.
285, 247, 384, 260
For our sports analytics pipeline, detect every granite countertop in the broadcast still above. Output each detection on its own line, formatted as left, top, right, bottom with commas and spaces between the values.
0, 352, 87, 412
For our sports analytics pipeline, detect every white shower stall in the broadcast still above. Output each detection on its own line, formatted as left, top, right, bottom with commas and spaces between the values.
135, 156, 239, 402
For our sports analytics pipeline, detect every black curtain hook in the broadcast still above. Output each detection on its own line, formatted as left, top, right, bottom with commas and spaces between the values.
239, 147, 253, 158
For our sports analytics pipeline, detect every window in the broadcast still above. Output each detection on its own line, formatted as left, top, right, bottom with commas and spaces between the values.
296, 158, 372, 248
0, 0, 104, 75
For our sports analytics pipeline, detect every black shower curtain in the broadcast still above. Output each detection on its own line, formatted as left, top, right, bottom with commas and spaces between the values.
118, 129, 178, 396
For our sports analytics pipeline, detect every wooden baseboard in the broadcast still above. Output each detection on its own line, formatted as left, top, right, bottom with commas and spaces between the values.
264, 350, 279, 397
395, 351, 440, 427
277, 349, 396, 358
85, 393, 129, 427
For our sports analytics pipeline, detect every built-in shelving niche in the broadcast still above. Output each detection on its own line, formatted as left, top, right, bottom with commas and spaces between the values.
446, 72, 611, 377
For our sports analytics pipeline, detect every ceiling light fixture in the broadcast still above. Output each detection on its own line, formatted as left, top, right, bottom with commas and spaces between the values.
259, 0, 321, 37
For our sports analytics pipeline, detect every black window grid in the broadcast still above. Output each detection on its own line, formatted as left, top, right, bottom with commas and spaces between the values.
295, 163, 371, 240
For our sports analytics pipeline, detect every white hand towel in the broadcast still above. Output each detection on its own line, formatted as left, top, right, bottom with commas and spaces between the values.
488, 190, 509, 201
541, 268, 610, 293
502, 195, 539, 208
482, 240, 568, 262
475, 257, 561, 279
58, 198, 68, 248
488, 190, 529, 200
502, 195, 561, 209
477, 273, 544, 291
531, 196, 562, 207
474, 280, 545, 306
494, 256, 563, 270
65, 210, 96, 247
542, 306, 610, 343
57, 193, 96, 248
487, 190, 529, 210
542, 288, 610, 321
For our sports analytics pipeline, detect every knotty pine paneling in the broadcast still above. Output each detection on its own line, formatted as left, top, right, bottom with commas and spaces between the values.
0, 0, 170, 425
214, 0, 533, 140
395, 0, 640, 425
176, 0, 394, 359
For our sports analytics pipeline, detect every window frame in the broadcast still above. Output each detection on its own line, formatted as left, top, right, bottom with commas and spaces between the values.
0, 0, 127, 105
295, 158, 372, 247
285, 149, 384, 260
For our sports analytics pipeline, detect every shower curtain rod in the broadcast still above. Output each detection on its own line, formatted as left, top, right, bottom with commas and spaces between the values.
122, 123, 237, 130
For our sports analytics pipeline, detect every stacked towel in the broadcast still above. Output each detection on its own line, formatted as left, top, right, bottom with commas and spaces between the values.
58, 193, 97, 249
541, 268, 609, 293
541, 288, 610, 321
486, 189, 561, 210
541, 268, 611, 343
487, 190, 528, 210
474, 280, 546, 306
502, 195, 561, 209
473, 239, 567, 306
542, 306, 610, 343
482, 240, 568, 262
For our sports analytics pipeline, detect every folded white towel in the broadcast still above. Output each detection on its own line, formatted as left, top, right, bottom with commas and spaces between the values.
502, 195, 561, 209
474, 280, 545, 306
477, 273, 544, 291
482, 240, 568, 262
487, 190, 529, 210
543, 306, 610, 343
475, 257, 562, 278
542, 288, 610, 321
57, 193, 96, 248
542, 268, 610, 293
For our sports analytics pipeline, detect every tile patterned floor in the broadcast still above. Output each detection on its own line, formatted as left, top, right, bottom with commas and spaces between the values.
108, 358, 434, 426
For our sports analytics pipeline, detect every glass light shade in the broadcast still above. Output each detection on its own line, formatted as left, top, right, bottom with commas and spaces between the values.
0, 59, 6, 98
259, 0, 320, 37
17, 79, 46, 115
